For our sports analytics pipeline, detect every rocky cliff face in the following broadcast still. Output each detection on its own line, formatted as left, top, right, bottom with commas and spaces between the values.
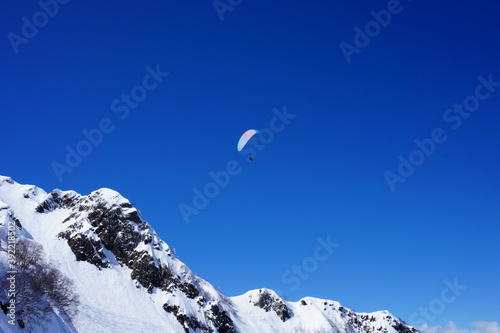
0, 176, 419, 333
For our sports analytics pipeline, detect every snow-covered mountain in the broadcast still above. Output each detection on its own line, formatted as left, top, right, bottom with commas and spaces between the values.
0, 176, 418, 333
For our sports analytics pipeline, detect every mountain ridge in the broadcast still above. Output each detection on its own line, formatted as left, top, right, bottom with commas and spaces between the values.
0, 175, 418, 333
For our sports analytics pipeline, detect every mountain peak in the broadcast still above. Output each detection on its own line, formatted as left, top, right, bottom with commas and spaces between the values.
90, 188, 130, 205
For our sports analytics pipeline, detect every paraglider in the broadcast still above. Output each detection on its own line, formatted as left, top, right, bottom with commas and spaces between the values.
237, 129, 259, 161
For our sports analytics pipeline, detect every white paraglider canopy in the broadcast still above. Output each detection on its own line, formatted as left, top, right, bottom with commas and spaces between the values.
237, 129, 259, 151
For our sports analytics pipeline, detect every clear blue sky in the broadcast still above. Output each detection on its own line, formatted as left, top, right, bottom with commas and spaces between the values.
2, 0, 499, 329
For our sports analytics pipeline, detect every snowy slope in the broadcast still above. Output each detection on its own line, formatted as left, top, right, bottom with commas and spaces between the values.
0, 176, 418, 333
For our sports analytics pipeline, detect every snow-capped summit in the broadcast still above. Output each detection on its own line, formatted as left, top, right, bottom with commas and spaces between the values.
0, 176, 419, 333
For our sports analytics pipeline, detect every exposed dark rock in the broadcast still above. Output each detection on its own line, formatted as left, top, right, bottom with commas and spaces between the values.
58, 232, 109, 268
254, 289, 273, 311
125, 210, 142, 224
179, 282, 200, 299
197, 297, 207, 307
392, 321, 418, 333
162, 302, 235, 333
62, 212, 80, 223
253, 289, 292, 322
129, 252, 174, 292
36, 191, 79, 213
272, 300, 293, 322
207, 304, 236, 333
119, 202, 133, 208
163, 304, 202, 333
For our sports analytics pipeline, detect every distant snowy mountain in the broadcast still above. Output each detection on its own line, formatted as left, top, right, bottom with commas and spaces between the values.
0, 176, 419, 333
